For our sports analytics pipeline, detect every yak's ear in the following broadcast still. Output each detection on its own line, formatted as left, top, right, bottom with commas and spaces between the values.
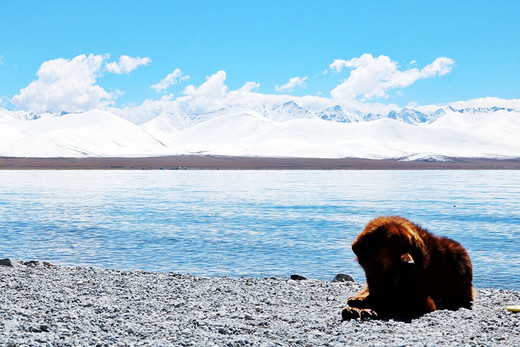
351, 239, 362, 255
351, 238, 368, 263
352, 228, 384, 260
352, 236, 369, 257
400, 253, 415, 265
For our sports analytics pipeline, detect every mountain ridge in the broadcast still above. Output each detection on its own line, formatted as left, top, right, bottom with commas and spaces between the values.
1, 102, 519, 159
2, 101, 519, 127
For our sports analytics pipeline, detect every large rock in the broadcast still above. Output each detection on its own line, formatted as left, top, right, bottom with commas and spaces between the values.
331, 273, 354, 282
290, 274, 308, 281
0, 258, 18, 267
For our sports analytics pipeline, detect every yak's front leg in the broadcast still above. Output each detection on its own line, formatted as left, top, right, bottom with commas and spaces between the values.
346, 286, 372, 309
341, 307, 379, 320
342, 287, 380, 320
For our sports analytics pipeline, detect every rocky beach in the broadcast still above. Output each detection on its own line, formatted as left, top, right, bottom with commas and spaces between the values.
1, 260, 519, 346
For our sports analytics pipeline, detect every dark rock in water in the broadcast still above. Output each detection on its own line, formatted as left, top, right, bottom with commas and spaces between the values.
290, 274, 308, 281
0, 258, 18, 267
331, 274, 354, 282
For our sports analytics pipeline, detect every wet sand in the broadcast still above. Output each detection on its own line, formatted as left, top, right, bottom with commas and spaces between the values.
1, 155, 520, 170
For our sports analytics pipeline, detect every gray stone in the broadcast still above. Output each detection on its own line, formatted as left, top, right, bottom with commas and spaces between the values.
24, 260, 43, 267
39, 324, 50, 332
331, 273, 355, 282
0, 258, 18, 267
290, 274, 307, 281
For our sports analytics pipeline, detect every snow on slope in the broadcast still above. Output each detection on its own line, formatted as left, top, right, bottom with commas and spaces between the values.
139, 113, 185, 145
139, 106, 265, 145
0, 125, 24, 146
166, 112, 279, 156
158, 110, 520, 159
426, 109, 520, 157
0, 110, 164, 157
0, 105, 519, 159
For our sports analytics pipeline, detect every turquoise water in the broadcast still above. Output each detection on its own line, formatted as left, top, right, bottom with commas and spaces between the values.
0, 170, 518, 289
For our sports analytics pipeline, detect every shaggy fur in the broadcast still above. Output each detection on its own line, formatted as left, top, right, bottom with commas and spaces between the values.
342, 216, 473, 320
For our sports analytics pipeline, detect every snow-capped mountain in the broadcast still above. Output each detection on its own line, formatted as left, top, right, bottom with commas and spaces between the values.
255, 101, 317, 122
387, 108, 429, 125
0, 110, 163, 157
316, 105, 364, 123
1, 102, 519, 159
431, 105, 518, 118
0, 109, 41, 122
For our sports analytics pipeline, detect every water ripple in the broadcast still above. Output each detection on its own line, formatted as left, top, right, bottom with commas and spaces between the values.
0, 170, 518, 289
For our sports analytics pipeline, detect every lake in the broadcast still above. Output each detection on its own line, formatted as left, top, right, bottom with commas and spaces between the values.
0, 170, 518, 289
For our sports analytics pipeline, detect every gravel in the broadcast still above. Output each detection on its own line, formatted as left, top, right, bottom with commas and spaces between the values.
1, 260, 519, 346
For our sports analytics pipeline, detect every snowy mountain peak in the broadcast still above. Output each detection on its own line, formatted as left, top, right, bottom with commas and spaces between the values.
455, 106, 516, 114
255, 100, 317, 122
316, 105, 364, 123
0, 109, 40, 121
387, 108, 429, 125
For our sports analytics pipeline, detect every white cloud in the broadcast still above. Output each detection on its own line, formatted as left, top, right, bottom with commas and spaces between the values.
105, 55, 151, 74
329, 59, 350, 72
11, 53, 457, 119
237, 81, 260, 93
420, 57, 454, 78
115, 71, 336, 122
176, 72, 332, 114
11, 54, 114, 113
112, 72, 243, 122
329, 54, 455, 101
150, 68, 190, 93
175, 70, 228, 113
115, 67, 402, 123
0, 55, 3, 65
275, 76, 308, 92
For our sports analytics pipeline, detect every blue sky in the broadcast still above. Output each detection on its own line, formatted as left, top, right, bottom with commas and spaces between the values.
1, 0, 519, 113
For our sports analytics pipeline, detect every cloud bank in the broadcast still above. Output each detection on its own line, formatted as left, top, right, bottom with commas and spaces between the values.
11, 54, 150, 113
10, 53, 456, 116
11, 54, 113, 113
330, 54, 455, 101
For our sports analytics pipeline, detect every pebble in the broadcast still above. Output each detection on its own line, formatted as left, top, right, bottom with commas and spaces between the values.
0, 261, 519, 346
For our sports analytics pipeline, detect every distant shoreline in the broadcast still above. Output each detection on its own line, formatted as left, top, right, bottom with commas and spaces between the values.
1, 155, 520, 170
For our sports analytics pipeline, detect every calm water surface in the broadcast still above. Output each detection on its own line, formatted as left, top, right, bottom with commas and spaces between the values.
0, 170, 518, 289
